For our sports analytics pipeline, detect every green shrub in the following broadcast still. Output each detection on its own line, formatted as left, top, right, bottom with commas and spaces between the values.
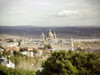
0, 65, 36, 75
39, 50, 100, 75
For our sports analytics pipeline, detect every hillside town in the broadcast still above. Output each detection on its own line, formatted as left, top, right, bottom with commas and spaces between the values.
0, 29, 100, 70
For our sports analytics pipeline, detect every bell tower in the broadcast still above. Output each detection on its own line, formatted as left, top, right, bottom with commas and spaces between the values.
41, 32, 45, 40
53, 31, 57, 40
70, 37, 74, 50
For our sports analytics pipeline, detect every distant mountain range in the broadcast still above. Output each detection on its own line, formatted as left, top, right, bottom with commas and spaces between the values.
0, 26, 100, 39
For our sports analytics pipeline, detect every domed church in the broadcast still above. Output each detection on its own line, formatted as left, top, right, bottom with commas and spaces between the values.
41, 29, 57, 42
47, 29, 54, 38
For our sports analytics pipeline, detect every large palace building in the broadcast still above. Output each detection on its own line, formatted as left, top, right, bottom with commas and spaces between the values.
18, 29, 74, 51
41, 29, 57, 42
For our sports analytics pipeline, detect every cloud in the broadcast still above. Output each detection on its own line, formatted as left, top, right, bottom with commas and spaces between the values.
57, 10, 81, 19
59, 10, 80, 16
54, 9, 100, 20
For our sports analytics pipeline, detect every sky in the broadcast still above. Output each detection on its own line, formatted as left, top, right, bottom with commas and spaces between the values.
0, 0, 100, 27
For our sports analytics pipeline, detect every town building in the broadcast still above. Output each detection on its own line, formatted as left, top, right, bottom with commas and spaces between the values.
21, 51, 34, 57
0, 55, 15, 69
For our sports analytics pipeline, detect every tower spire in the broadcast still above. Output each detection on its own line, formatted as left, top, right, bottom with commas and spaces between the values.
49, 29, 51, 32
41, 32, 45, 40
71, 37, 74, 50
53, 31, 57, 39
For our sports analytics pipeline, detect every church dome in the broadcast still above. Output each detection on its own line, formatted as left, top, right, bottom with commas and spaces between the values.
47, 29, 54, 38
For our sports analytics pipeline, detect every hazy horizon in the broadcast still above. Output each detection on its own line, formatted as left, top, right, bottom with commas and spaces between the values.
0, 25, 100, 27
0, 26, 100, 39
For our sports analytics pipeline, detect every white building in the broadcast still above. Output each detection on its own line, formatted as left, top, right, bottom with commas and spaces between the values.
1, 42, 18, 47
6, 59, 15, 69
0, 48, 4, 51
21, 51, 34, 57
0, 56, 15, 69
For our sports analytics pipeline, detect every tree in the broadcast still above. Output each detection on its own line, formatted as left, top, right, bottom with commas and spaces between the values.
0, 64, 36, 75
40, 51, 78, 75
2, 51, 10, 56
33, 49, 37, 53
13, 51, 23, 57
44, 44, 52, 50
47, 44, 52, 49
39, 50, 100, 75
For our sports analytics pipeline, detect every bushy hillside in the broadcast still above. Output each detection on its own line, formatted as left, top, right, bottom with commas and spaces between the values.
38, 50, 100, 75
